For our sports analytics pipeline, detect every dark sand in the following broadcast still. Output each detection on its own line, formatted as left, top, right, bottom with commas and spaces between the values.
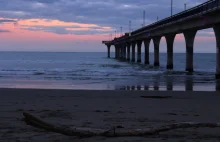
1, 88, 220, 141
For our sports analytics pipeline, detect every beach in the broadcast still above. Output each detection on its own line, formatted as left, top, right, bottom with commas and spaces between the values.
1, 88, 220, 141
0, 0, 220, 141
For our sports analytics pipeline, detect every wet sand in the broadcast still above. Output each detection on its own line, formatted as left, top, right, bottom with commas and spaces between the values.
1, 88, 220, 141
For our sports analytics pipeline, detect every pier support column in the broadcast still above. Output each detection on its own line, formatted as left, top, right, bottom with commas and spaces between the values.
122, 44, 126, 61
127, 43, 131, 61
124, 45, 127, 61
131, 42, 136, 62
144, 39, 151, 65
214, 24, 220, 79
116, 46, 119, 59
137, 40, 142, 63
165, 34, 176, 69
153, 36, 161, 66
116, 46, 120, 59
114, 46, 117, 59
120, 46, 123, 59
107, 45, 111, 58
114, 45, 117, 59
117, 46, 120, 59
184, 30, 197, 72
121, 44, 124, 60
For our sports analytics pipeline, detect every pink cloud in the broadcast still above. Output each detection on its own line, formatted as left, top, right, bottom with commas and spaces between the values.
0, 17, 216, 45
17, 18, 100, 28
0, 18, 111, 42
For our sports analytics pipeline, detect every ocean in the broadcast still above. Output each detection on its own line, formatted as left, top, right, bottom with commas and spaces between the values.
0, 52, 218, 91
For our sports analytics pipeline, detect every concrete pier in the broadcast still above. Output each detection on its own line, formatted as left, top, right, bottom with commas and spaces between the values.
102, 1, 220, 80
131, 42, 136, 62
137, 40, 142, 63
165, 34, 176, 69
153, 37, 161, 66
184, 30, 197, 72
144, 39, 151, 65
126, 43, 131, 61
214, 24, 220, 79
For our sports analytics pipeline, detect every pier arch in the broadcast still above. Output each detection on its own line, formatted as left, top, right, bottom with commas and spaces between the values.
193, 28, 215, 73
173, 33, 186, 71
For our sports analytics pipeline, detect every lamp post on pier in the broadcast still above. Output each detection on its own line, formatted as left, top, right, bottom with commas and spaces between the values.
171, 0, 173, 16
129, 21, 131, 33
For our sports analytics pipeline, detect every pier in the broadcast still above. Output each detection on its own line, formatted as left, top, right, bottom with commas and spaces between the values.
102, 0, 220, 79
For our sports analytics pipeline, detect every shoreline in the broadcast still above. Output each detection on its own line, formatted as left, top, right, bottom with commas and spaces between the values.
1, 89, 220, 141
0, 79, 217, 91
0, 87, 220, 93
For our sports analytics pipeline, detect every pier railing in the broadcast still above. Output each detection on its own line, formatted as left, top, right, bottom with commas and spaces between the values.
131, 0, 220, 37
105, 0, 220, 44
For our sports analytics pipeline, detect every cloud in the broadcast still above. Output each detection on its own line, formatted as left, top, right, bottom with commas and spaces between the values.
0, 0, 207, 30
0, 19, 16, 23
0, 29, 10, 33
0, 11, 30, 17
31, 2, 47, 9
14, 18, 114, 35
0, 0, 213, 36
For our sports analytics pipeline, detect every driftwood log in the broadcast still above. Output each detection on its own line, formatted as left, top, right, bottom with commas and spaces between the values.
23, 112, 220, 137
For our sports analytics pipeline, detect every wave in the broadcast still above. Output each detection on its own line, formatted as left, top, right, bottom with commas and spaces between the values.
100, 64, 122, 68
33, 72, 45, 75
163, 70, 214, 76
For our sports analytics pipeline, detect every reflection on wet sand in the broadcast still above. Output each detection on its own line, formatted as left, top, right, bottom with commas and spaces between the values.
131, 86, 135, 90
166, 77, 173, 91
216, 80, 220, 91
137, 85, 141, 90
144, 86, 149, 90
117, 76, 219, 91
185, 77, 193, 91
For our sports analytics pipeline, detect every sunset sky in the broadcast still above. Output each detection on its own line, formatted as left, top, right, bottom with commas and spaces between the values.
0, 0, 216, 52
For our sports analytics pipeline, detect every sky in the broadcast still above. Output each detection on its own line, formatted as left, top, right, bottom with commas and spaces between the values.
0, 0, 217, 53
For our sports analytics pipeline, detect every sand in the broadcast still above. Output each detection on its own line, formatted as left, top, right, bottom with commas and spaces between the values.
1, 88, 220, 141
